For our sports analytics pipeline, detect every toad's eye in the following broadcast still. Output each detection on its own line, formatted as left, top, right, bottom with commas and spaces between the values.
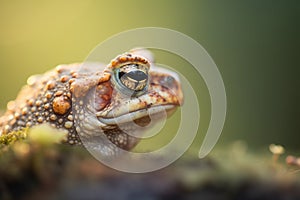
109, 53, 150, 96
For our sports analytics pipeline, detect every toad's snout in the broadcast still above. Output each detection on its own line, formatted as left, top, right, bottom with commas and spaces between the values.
149, 66, 183, 106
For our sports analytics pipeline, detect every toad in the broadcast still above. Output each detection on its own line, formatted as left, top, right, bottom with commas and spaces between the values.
0, 48, 183, 155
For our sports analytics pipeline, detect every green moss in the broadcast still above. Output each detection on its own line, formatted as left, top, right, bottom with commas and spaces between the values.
0, 124, 67, 148
0, 127, 28, 146
0, 125, 299, 199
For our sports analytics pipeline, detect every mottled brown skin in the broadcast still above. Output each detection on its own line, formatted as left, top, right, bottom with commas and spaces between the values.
0, 49, 183, 155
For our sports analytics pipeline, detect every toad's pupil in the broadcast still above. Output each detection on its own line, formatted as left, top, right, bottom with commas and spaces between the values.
126, 70, 147, 81
119, 70, 148, 91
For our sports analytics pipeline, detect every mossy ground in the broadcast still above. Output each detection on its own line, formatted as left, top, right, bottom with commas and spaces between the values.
0, 125, 300, 200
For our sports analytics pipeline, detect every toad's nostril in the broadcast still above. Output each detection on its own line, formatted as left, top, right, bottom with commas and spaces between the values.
161, 76, 176, 89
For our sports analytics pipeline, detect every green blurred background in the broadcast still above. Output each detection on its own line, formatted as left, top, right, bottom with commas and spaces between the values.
0, 1, 298, 150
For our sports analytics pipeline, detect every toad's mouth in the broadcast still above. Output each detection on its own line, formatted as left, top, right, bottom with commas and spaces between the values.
93, 104, 178, 152
97, 104, 176, 125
